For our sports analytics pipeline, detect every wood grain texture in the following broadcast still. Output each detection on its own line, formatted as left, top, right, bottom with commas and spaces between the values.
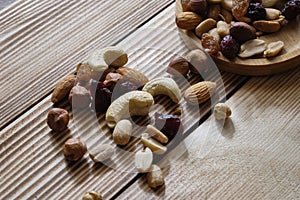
117, 67, 300, 200
176, 0, 300, 76
0, 4, 249, 199
0, 0, 174, 129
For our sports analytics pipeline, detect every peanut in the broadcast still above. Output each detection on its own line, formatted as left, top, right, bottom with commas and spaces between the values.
217, 21, 230, 38
238, 39, 266, 58
264, 41, 284, 57
253, 20, 281, 33
195, 18, 217, 38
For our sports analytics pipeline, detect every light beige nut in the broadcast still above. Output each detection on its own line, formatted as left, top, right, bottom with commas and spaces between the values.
116, 67, 149, 87
221, 0, 233, 11
214, 103, 231, 120
238, 39, 266, 58
262, 0, 278, 8
217, 21, 230, 38
87, 47, 128, 71
51, 74, 76, 103
134, 147, 153, 173
273, 15, 287, 25
220, 9, 233, 23
265, 8, 281, 20
142, 77, 181, 104
253, 20, 281, 33
208, 28, 221, 43
195, 18, 217, 38
207, 5, 221, 21
69, 85, 91, 109
167, 56, 190, 76
146, 125, 169, 144
141, 134, 167, 155
184, 81, 217, 105
186, 49, 211, 74
82, 191, 102, 200
113, 119, 132, 145
147, 165, 164, 188
207, 0, 221, 4
106, 91, 154, 128
264, 41, 284, 57
176, 12, 202, 30
89, 144, 114, 163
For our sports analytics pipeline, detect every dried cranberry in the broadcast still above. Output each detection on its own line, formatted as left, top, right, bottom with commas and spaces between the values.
112, 80, 138, 100
90, 80, 112, 113
154, 112, 183, 140
220, 35, 240, 60
282, 0, 300, 20
246, 3, 266, 21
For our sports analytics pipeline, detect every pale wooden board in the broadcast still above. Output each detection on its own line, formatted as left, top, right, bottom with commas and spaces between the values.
117, 67, 300, 199
0, 4, 249, 199
0, 0, 174, 129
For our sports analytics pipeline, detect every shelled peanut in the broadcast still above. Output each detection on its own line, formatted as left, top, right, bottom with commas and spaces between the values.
177, 0, 300, 59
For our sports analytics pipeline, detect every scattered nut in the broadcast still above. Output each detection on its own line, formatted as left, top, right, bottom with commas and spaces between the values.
216, 21, 230, 38
147, 165, 165, 189
89, 144, 114, 163
186, 49, 211, 74
141, 133, 167, 155
195, 18, 217, 38
264, 41, 284, 57
116, 67, 149, 88
69, 85, 91, 109
230, 22, 256, 43
176, 12, 203, 30
105, 91, 154, 128
82, 191, 102, 200
214, 103, 232, 120
76, 63, 92, 85
47, 108, 69, 132
146, 125, 169, 144
87, 47, 128, 72
238, 39, 266, 58
184, 81, 217, 105
265, 8, 281, 20
63, 138, 87, 161
167, 56, 190, 76
135, 147, 153, 173
113, 119, 132, 145
142, 77, 181, 104
253, 20, 281, 33
221, 9, 233, 23
51, 74, 76, 104
207, 5, 221, 20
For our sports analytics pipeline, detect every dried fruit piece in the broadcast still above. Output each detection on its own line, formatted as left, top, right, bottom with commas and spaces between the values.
246, 2, 267, 21
238, 39, 266, 58
112, 80, 138, 101
220, 35, 240, 60
63, 138, 87, 161
195, 18, 217, 38
184, 81, 217, 105
282, 0, 300, 20
47, 108, 69, 132
135, 147, 153, 172
154, 112, 183, 139
201, 33, 220, 55
90, 80, 112, 113
89, 144, 115, 163
264, 41, 284, 57
176, 12, 203, 30
230, 22, 256, 43
51, 74, 76, 104
232, 0, 250, 21
147, 165, 165, 188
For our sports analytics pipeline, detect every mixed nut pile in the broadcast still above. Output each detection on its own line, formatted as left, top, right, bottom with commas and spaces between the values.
46, 46, 231, 198
176, 0, 300, 59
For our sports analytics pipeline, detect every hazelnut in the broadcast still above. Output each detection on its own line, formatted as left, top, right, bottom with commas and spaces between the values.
47, 108, 69, 132
69, 85, 91, 109
147, 165, 165, 188
188, 0, 208, 15
82, 191, 102, 200
213, 103, 231, 120
63, 138, 87, 161
103, 72, 123, 89
167, 56, 190, 76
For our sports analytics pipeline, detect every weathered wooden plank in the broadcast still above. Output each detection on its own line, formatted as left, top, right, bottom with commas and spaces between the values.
117, 67, 300, 199
0, 0, 173, 129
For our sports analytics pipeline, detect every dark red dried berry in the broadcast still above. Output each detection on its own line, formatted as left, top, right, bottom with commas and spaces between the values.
90, 80, 112, 113
246, 3, 266, 21
112, 80, 138, 101
220, 35, 240, 60
282, 0, 300, 20
154, 112, 183, 140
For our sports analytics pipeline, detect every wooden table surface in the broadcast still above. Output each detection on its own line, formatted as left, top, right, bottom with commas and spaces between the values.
0, 1, 299, 199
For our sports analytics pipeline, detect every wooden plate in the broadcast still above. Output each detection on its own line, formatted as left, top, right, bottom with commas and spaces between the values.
176, 0, 300, 76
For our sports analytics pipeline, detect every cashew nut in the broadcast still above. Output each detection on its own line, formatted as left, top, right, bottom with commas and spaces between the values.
105, 91, 154, 128
87, 46, 128, 72
142, 77, 181, 104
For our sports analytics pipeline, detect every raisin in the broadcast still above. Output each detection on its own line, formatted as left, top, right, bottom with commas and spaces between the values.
201, 33, 220, 55
154, 112, 183, 140
282, 0, 300, 20
90, 80, 112, 113
246, 2, 266, 21
220, 35, 240, 60
232, 0, 249, 20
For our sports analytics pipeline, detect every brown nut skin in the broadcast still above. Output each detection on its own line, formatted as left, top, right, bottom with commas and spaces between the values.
230, 22, 256, 43
51, 74, 76, 104
69, 85, 91, 109
188, 0, 208, 15
63, 138, 87, 161
47, 108, 69, 132
167, 56, 190, 76
82, 191, 102, 200
176, 12, 203, 30
76, 63, 92, 85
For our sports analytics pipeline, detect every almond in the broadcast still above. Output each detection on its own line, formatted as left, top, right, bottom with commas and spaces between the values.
51, 74, 76, 104
116, 67, 149, 87
176, 12, 202, 30
184, 81, 217, 105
